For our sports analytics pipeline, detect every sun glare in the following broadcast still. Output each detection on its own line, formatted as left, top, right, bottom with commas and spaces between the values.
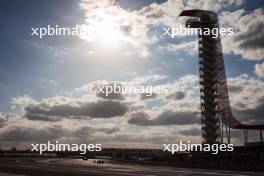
79, 10, 126, 47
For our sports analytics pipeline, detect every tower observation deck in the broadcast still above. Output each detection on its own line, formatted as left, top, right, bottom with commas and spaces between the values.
179, 10, 264, 145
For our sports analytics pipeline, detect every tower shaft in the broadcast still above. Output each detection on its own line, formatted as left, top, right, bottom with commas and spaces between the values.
182, 11, 223, 144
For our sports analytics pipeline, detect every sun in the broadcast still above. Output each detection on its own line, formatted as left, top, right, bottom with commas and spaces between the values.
79, 10, 127, 47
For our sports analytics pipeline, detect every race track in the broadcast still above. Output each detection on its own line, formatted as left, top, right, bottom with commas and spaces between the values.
0, 157, 262, 176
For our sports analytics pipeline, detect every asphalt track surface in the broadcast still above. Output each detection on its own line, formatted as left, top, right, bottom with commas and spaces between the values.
0, 157, 263, 176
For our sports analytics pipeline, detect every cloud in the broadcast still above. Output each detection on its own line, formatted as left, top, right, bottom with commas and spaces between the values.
11, 95, 35, 111
234, 22, 264, 50
0, 113, 9, 128
233, 104, 264, 124
75, 75, 167, 97
227, 74, 264, 123
178, 126, 201, 136
25, 113, 63, 122
78, 0, 160, 57
255, 62, 264, 77
167, 91, 186, 100
140, 93, 157, 100
163, 75, 200, 104
19, 73, 263, 146
73, 126, 119, 136
128, 72, 264, 129
78, 0, 258, 61
24, 97, 129, 121
159, 41, 198, 55
186, 0, 244, 12
221, 9, 264, 60
21, 74, 170, 122
131, 74, 167, 85
128, 110, 200, 126
0, 125, 66, 142
0, 125, 119, 142
142, 7, 164, 19
95, 82, 125, 100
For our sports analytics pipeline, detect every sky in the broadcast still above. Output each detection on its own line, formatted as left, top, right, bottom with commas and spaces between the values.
0, 0, 264, 149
